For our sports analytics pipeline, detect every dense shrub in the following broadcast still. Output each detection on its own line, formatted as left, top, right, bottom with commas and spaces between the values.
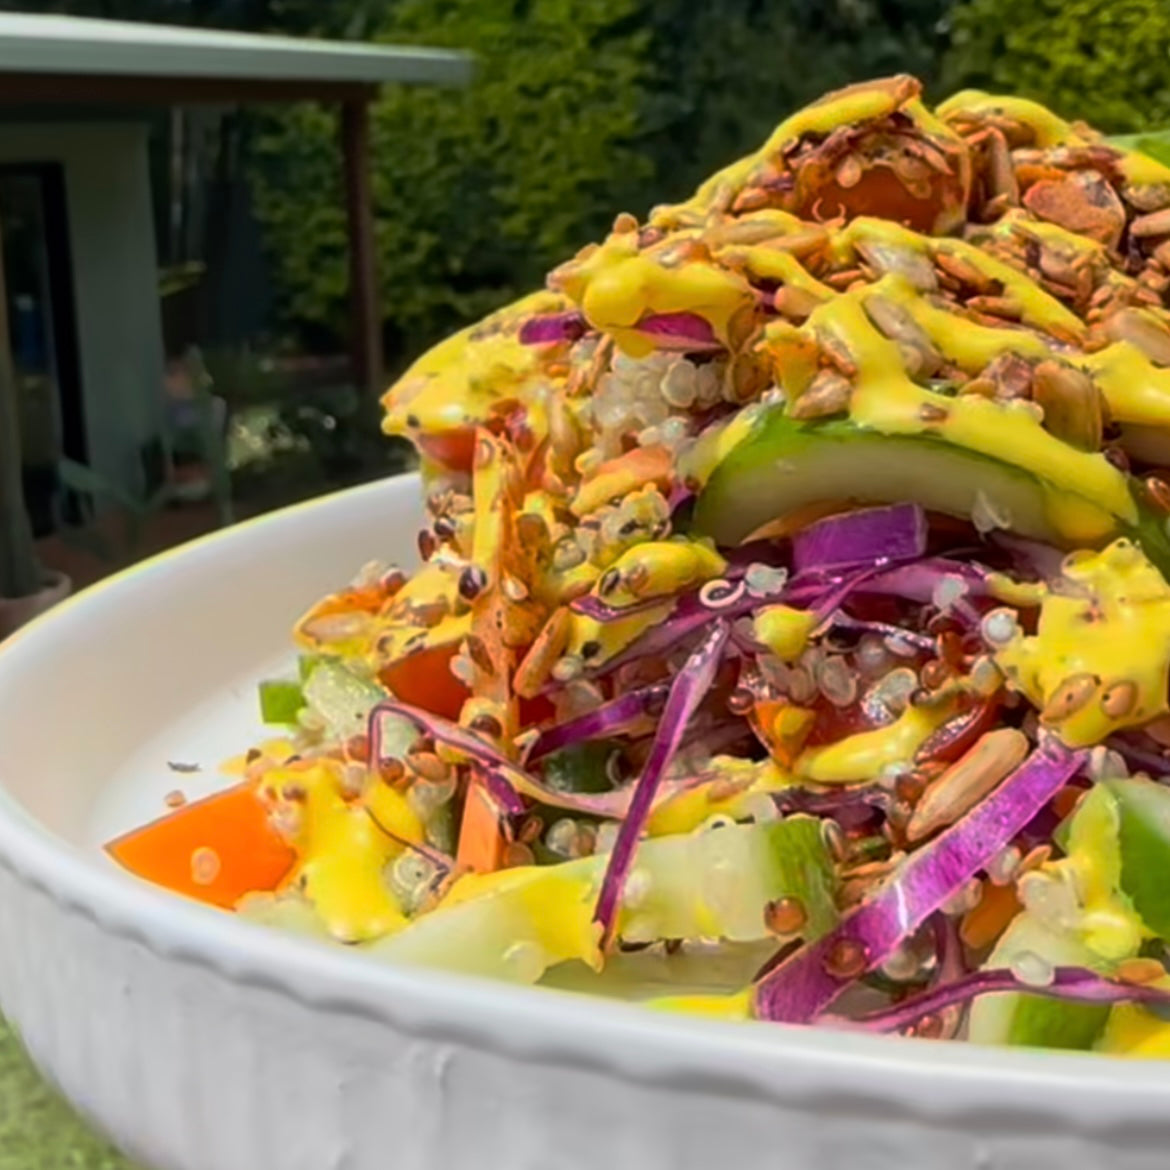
250, 0, 953, 361
250, 0, 652, 361
943, 0, 1170, 132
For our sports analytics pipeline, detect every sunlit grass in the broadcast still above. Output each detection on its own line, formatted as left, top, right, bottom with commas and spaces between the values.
0, 1018, 134, 1170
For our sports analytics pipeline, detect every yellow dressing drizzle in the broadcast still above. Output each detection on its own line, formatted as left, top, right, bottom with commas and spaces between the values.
471, 431, 510, 572
646, 758, 792, 837
657, 85, 905, 224
1115, 144, 1170, 192
934, 239, 1085, 342
753, 604, 819, 661
936, 91, 1085, 148
994, 539, 1170, 747
566, 601, 677, 665
1079, 340, 1170, 430
787, 282, 1134, 529
795, 696, 961, 784
648, 990, 753, 1021
654, 78, 960, 227
864, 273, 1052, 370
979, 209, 1107, 259
260, 764, 415, 943
554, 232, 754, 358
715, 244, 835, 302
220, 737, 297, 777
571, 446, 673, 517
1100, 977, 1170, 1059
594, 539, 727, 608
381, 288, 565, 436
840, 218, 1083, 343
375, 612, 472, 672
985, 572, 1047, 609
677, 406, 766, 489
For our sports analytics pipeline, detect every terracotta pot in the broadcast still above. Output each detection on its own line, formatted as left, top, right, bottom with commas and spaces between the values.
0, 570, 71, 640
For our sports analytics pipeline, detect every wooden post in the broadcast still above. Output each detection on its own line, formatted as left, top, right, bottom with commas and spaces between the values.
341, 98, 382, 399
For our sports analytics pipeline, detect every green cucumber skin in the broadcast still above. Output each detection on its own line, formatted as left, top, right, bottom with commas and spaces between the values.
1004, 995, 1110, 1052
542, 741, 618, 796
691, 408, 1170, 578
1126, 492, 1170, 580
970, 915, 1110, 1052
1108, 777, 1170, 940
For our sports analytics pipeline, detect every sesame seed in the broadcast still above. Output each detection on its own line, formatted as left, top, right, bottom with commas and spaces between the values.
1009, 950, 1055, 988
190, 847, 221, 887
981, 607, 1020, 647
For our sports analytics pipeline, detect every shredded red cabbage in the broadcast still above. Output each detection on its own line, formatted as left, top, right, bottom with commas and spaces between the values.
568, 562, 898, 686
592, 621, 731, 949
567, 571, 789, 672
860, 558, 991, 607
526, 685, 669, 762
793, 504, 927, 576
570, 560, 765, 624
1106, 732, 1170, 780
772, 784, 891, 825
834, 967, 1170, 1034
928, 913, 966, 1040
479, 767, 529, 819
667, 482, 697, 515
518, 311, 588, 346
370, 700, 632, 818
753, 738, 1086, 1024
988, 532, 1067, 582
828, 613, 935, 653
570, 592, 679, 623
635, 311, 724, 351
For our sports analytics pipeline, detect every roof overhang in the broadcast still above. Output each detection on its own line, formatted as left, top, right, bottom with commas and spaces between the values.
0, 14, 473, 104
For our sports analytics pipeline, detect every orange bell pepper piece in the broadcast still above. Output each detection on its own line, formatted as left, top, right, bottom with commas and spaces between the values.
456, 779, 506, 874
107, 783, 295, 910
960, 880, 1022, 951
379, 641, 469, 722
415, 427, 477, 473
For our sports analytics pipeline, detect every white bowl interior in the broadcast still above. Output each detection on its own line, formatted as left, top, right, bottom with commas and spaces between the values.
0, 476, 423, 848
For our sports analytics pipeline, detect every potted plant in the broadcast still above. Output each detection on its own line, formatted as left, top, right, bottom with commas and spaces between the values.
0, 340, 68, 640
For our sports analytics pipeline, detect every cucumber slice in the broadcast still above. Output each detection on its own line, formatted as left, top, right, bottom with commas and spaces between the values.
968, 913, 1110, 1051
541, 941, 774, 1002
367, 817, 836, 984
1106, 776, 1170, 940
542, 741, 619, 795
692, 411, 1170, 571
301, 660, 418, 754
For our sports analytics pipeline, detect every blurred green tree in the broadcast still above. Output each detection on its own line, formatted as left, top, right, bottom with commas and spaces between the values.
249, 0, 653, 361
637, 0, 951, 205
251, 0, 952, 359
943, 0, 1170, 132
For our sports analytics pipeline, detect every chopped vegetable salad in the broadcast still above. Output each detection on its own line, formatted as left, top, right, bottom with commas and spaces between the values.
109, 76, 1170, 1056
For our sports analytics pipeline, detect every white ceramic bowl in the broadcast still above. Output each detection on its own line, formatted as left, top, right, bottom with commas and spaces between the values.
1, 474, 1170, 1170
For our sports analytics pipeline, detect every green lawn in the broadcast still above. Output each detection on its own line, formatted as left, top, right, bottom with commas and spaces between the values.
0, 1018, 135, 1169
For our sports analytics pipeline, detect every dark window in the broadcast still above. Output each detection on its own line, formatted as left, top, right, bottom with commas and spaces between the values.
0, 163, 84, 536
